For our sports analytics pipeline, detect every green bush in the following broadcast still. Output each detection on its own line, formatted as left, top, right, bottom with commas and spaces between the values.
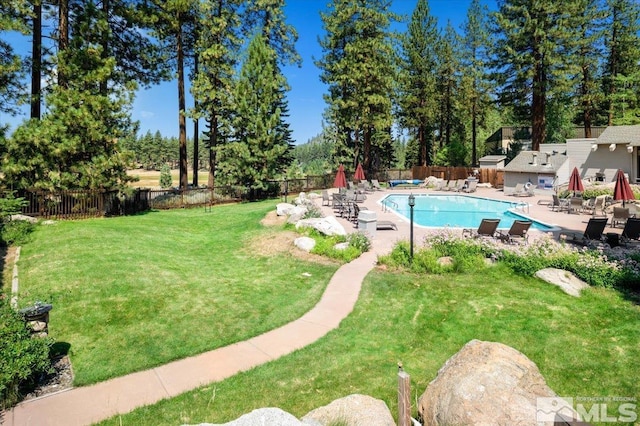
0, 220, 35, 247
302, 203, 323, 219
159, 164, 172, 189
0, 300, 53, 409
346, 231, 371, 253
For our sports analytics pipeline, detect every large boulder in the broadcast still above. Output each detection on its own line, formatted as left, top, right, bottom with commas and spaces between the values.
535, 268, 589, 297
277, 203, 296, 216
189, 407, 303, 426
295, 236, 316, 252
287, 205, 309, 224
418, 339, 578, 426
296, 216, 346, 236
302, 394, 395, 426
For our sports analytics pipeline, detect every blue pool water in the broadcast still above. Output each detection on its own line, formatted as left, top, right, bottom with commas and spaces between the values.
381, 194, 552, 230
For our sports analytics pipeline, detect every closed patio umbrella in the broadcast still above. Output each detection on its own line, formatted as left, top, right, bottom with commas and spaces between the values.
333, 164, 347, 189
568, 167, 584, 195
354, 163, 366, 181
613, 169, 635, 207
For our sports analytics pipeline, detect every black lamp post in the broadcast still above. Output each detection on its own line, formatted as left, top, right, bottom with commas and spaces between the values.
408, 193, 415, 262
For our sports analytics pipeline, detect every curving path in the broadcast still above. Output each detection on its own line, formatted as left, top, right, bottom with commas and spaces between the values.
2, 250, 379, 426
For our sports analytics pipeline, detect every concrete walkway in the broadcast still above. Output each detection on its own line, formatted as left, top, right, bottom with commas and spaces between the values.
2, 250, 379, 426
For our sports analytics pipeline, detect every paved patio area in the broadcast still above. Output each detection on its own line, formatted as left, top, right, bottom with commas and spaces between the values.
317, 185, 626, 254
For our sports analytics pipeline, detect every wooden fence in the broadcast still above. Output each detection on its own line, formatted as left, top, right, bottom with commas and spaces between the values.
412, 166, 504, 189
8, 167, 504, 220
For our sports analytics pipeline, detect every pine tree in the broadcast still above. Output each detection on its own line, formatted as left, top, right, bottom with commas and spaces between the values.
219, 35, 290, 189
435, 22, 462, 150
602, 0, 640, 125
191, 0, 242, 187
492, 0, 579, 151
317, 0, 396, 174
396, 0, 440, 167
0, 0, 30, 119
460, 0, 493, 166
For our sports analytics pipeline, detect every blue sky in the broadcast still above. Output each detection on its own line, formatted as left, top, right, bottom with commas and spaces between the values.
3, 0, 496, 145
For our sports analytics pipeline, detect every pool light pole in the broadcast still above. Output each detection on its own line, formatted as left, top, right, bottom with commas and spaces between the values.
408, 193, 415, 262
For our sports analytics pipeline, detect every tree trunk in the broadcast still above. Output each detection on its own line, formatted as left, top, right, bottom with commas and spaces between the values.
30, 1, 42, 119
531, 51, 546, 152
363, 126, 371, 172
582, 64, 592, 138
192, 56, 199, 187
419, 124, 427, 166
208, 114, 217, 188
472, 95, 478, 166
177, 19, 188, 190
100, 0, 109, 96
58, 0, 69, 88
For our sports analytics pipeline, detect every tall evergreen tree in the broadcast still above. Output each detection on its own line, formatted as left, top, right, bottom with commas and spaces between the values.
0, 0, 30, 119
396, 0, 439, 167
141, 0, 197, 190
602, 0, 640, 125
191, 0, 242, 187
219, 35, 290, 189
461, 0, 492, 166
492, 0, 578, 151
435, 22, 462, 150
317, 0, 396, 174
571, 0, 606, 136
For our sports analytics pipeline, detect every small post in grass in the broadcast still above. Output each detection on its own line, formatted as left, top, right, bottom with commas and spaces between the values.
408, 193, 415, 262
398, 362, 411, 426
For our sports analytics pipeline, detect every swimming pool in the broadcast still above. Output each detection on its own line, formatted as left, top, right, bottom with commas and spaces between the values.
380, 194, 553, 230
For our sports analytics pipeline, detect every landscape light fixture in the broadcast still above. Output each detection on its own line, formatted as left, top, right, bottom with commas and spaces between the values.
408, 193, 415, 262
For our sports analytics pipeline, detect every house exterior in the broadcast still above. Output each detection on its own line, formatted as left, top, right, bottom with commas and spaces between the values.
567, 125, 640, 184
478, 155, 506, 169
502, 149, 569, 194
501, 125, 640, 193
485, 126, 607, 152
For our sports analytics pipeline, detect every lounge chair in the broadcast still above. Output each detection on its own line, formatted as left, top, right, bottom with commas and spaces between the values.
462, 218, 500, 239
371, 179, 384, 191
550, 194, 569, 212
463, 180, 477, 193
620, 217, 640, 246
443, 180, 458, 191
497, 220, 532, 244
559, 217, 608, 246
321, 190, 331, 206
452, 179, 466, 192
512, 182, 534, 197
568, 196, 584, 214
376, 220, 398, 231
612, 206, 630, 228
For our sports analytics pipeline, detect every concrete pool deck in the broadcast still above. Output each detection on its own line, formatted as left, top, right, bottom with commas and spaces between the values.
318, 185, 628, 252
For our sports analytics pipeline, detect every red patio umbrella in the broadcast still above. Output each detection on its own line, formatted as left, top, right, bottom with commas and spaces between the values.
333, 164, 347, 189
613, 169, 635, 206
568, 167, 584, 195
354, 163, 366, 181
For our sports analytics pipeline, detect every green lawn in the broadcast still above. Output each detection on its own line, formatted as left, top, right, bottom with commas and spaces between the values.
99, 264, 640, 425
11, 201, 339, 385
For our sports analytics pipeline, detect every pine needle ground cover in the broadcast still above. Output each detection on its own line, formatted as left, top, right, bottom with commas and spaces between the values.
100, 264, 640, 425
11, 201, 338, 385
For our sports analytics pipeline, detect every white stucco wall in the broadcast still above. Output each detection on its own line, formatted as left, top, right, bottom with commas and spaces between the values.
567, 139, 634, 183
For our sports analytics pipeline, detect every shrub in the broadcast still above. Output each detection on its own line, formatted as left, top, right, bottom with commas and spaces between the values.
159, 164, 172, 189
0, 300, 53, 409
347, 231, 371, 253
302, 203, 323, 219
1, 220, 35, 246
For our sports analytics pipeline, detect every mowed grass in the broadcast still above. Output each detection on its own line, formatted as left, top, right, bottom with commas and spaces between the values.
13, 201, 339, 385
127, 169, 210, 188
99, 264, 640, 425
